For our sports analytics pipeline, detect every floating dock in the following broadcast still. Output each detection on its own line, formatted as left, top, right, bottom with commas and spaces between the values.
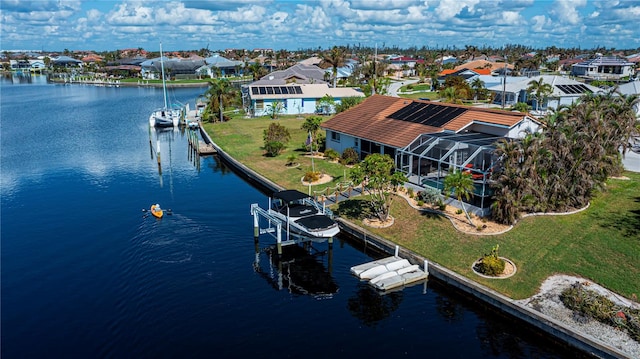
351, 256, 428, 291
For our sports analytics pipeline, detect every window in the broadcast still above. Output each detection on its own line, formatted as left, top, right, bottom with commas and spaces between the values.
255, 100, 264, 110
331, 132, 341, 142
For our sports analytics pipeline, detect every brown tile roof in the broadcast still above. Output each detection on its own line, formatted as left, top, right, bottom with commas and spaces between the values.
321, 95, 442, 148
321, 95, 535, 148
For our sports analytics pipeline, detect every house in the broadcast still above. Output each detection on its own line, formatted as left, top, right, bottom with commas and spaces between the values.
197, 54, 244, 77
246, 83, 364, 117
321, 95, 542, 214
571, 56, 635, 81
253, 63, 328, 85
388, 56, 422, 78
487, 75, 602, 110
437, 68, 491, 87
616, 80, 640, 116
51, 56, 83, 68
140, 57, 205, 79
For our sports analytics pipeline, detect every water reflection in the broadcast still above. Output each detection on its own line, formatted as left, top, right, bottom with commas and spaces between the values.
347, 283, 403, 326
253, 242, 339, 299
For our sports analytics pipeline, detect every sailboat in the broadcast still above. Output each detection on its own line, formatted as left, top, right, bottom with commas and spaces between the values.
149, 43, 182, 128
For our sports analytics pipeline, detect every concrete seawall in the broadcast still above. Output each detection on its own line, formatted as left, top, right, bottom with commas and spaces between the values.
199, 126, 629, 359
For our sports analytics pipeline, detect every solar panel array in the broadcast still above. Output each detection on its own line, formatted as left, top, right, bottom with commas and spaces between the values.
388, 102, 468, 127
251, 85, 303, 95
555, 84, 592, 94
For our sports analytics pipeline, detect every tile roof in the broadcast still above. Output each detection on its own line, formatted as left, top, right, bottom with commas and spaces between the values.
321, 95, 536, 148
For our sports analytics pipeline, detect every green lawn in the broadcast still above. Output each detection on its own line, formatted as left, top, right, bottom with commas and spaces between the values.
204, 115, 640, 301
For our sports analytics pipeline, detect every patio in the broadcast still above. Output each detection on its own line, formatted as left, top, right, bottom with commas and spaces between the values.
396, 132, 506, 216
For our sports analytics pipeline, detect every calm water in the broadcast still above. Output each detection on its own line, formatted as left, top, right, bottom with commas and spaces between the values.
1, 75, 580, 358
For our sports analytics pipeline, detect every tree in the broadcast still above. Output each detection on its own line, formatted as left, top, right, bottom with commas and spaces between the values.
263, 122, 290, 157
443, 169, 475, 226
246, 61, 266, 81
321, 46, 346, 88
526, 78, 553, 111
301, 116, 323, 155
316, 94, 335, 115
470, 77, 487, 101
203, 78, 236, 123
266, 100, 284, 119
349, 154, 404, 222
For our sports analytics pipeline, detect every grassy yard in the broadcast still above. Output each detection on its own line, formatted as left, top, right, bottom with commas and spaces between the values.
204, 115, 640, 301
202, 114, 353, 196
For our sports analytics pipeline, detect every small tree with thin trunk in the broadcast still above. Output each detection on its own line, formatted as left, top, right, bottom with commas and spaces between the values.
349, 154, 397, 222
443, 169, 475, 226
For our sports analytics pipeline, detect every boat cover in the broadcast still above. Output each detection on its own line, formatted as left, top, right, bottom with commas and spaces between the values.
296, 215, 337, 231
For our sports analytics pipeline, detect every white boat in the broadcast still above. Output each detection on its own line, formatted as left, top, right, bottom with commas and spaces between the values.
149, 43, 182, 128
268, 189, 340, 239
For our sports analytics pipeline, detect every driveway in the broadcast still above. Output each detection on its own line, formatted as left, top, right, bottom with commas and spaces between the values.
622, 148, 640, 172
387, 78, 420, 97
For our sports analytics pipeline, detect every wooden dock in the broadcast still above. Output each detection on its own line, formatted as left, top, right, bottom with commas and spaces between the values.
351, 256, 428, 291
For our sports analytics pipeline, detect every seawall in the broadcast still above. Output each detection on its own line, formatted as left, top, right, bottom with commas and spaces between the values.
198, 126, 629, 359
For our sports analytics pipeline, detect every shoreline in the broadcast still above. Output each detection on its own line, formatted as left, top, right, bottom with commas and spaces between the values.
196, 125, 636, 359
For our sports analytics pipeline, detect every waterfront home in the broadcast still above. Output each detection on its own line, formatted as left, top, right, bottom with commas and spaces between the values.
321, 95, 541, 214
197, 54, 245, 77
245, 83, 364, 117
487, 75, 602, 110
140, 57, 205, 80
52, 56, 83, 68
571, 56, 635, 81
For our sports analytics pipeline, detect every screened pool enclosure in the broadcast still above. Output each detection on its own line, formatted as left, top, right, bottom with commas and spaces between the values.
396, 132, 506, 212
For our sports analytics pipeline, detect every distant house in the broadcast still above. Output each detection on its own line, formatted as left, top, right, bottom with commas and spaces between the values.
487, 75, 602, 110
571, 56, 635, 81
253, 63, 328, 85
437, 68, 491, 87
320, 95, 542, 214
198, 54, 244, 77
616, 80, 640, 116
140, 57, 205, 79
51, 56, 83, 68
245, 83, 364, 117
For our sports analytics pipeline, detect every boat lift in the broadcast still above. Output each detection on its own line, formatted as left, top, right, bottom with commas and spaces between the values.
250, 203, 332, 255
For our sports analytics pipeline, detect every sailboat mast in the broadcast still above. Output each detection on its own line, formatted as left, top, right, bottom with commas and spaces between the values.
160, 42, 168, 109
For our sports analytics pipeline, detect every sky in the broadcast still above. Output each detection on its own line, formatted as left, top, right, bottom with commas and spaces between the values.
1, 0, 639, 53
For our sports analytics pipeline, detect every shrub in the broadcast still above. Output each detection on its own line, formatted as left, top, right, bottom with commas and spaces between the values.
286, 154, 297, 166
263, 122, 290, 156
416, 200, 424, 207
407, 187, 414, 198
475, 245, 505, 276
416, 187, 441, 205
436, 199, 446, 210
456, 209, 463, 215
561, 282, 640, 342
303, 171, 321, 183
264, 141, 285, 157
340, 147, 359, 165
324, 148, 339, 161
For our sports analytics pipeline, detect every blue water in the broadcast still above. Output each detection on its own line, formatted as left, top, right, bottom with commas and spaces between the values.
1, 75, 580, 358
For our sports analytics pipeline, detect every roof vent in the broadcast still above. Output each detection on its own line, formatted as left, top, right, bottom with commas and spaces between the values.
269, 75, 274, 80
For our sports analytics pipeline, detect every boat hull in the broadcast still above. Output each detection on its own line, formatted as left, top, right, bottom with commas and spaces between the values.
150, 205, 164, 218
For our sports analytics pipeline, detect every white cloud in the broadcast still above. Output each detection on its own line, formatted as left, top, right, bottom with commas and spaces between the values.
549, 0, 586, 25
435, 0, 480, 20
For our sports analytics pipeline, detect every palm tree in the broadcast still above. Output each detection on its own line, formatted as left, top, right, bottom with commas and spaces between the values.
443, 169, 475, 226
526, 78, 553, 111
246, 62, 266, 81
204, 78, 236, 123
321, 46, 346, 88
470, 77, 485, 101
